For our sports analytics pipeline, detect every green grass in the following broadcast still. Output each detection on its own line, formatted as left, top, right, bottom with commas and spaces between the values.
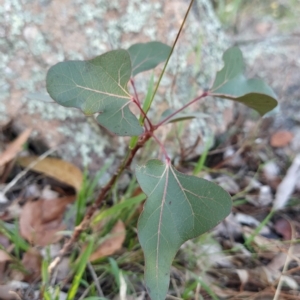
67, 237, 95, 300
75, 160, 114, 225
193, 137, 213, 175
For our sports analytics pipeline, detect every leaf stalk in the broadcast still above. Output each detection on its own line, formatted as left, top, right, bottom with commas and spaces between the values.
154, 91, 208, 128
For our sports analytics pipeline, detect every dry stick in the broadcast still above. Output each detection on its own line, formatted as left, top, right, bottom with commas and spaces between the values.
87, 262, 104, 297
195, 283, 201, 300
78, 272, 107, 300
48, 133, 152, 274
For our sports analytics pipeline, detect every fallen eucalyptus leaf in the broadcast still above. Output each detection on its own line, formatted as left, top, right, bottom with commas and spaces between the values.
17, 156, 82, 192
0, 129, 31, 167
89, 220, 126, 262
19, 196, 75, 246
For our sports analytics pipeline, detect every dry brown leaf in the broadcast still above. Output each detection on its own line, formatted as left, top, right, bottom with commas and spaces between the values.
274, 218, 292, 241
0, 251, 11, 264
41, 196, 75, 223
0, 129, 32, 167
22, 248, 42, 283
17, 156, 83, 191
0, 251, 12, 283
270, 130, 293, 148
89, 220, 126, 262
19, 196, 74, 246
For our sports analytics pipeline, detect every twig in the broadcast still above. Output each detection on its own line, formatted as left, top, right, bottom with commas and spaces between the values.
195, 282, 201, 300
171, 277, 181, 299
78, 272, 107, 300
87, 262, 104, 297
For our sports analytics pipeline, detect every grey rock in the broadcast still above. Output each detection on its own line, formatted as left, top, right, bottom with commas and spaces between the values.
1, 0, 230, 172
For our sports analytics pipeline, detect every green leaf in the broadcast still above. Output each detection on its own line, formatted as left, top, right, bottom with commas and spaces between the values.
128, 42, 171, 77
210, 46, 277, 116
136, 160, 232, 300
46, 50, 143, 136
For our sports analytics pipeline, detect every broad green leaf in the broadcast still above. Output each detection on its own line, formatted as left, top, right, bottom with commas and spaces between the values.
128, 42, 171, 77
210, 46, 277, 116
46, 50, 143, 136
136, 159, 232, 300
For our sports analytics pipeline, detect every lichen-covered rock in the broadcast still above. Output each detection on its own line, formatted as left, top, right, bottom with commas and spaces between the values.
1, 0, 230, 170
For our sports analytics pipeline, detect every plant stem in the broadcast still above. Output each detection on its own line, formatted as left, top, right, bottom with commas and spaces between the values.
154, 91, 208, 128
48, 132, 152, 275
151, 134, 170, 162
145, 0, 196, 114
132, 97, 153, 130
130, 78, 140, 104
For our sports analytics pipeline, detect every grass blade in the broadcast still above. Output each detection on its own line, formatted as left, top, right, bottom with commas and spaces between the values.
67, 237, 95, 300
92, 193, 146, 224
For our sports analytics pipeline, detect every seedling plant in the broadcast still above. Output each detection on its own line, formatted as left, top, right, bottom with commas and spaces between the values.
45, 2, 278, 299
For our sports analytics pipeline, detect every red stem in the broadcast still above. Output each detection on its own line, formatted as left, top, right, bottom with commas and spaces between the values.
151, 133, 170, 162
130, 78, 140, 104
132, 97, 154, 130
154, 91, 208, 128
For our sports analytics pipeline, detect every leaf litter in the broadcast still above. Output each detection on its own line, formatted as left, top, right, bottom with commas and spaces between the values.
1, 119, 300, 300
19, 195, 75, 246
